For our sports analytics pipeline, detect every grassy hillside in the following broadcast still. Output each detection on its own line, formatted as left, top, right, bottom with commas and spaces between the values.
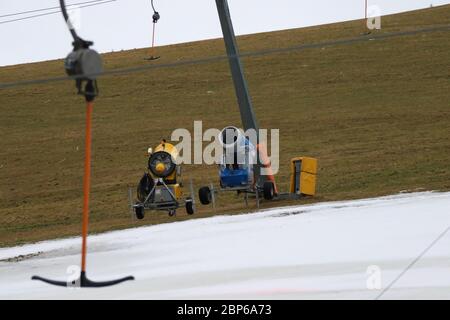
0, 5, 449, 247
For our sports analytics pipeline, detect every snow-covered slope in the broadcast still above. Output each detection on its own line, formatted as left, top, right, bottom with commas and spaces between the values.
1, 192, 450, 300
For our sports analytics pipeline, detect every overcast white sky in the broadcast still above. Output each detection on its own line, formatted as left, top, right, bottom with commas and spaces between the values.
0, 0, 449, 66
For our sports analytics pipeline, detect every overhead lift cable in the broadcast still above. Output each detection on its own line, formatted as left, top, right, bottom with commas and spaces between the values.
1, 23, 449, 90
0, 0, 110, 18
0, 0, 116, 25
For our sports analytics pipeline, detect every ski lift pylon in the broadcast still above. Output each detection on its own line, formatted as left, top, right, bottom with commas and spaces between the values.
31, 0, 134, 288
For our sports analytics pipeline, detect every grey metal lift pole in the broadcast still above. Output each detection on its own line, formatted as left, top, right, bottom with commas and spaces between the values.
215, 0, 267, 187
215, 0, 259, 133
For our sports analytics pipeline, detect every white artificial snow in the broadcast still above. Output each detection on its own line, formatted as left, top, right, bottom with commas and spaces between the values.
1, 192, 449, 299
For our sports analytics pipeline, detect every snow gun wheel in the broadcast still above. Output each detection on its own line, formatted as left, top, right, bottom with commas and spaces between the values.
186, 198, 194, 215
168, 209, 177, 217
199, 186, 212, 205
263, 181, 275, 201
135, 206, 145, 220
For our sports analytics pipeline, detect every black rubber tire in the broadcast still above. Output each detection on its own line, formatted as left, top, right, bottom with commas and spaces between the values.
135, 206, 145, 220
137, 173, 154, 203
186, 199, 194, 215
263, 181, 275, 201
199, 186, 212, 205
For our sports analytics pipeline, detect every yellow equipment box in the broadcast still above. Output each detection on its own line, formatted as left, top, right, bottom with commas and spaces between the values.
290, 157, 318, 196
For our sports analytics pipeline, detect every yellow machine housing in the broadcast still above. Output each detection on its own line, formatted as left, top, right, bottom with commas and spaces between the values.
153, 183, 182, 200
290, 157, 318, 196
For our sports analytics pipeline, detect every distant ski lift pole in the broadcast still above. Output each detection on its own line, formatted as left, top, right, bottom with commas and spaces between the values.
32, 0, 134, 288
145, 0, 161, 61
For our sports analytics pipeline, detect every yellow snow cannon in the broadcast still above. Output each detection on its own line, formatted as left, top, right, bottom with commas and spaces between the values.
132, 141, 195, 218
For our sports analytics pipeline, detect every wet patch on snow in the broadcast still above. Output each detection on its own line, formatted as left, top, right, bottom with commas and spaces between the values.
0, 251, 43, 263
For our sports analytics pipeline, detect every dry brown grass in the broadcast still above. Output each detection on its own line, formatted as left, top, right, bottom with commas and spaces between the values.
1, 5, 449, 247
